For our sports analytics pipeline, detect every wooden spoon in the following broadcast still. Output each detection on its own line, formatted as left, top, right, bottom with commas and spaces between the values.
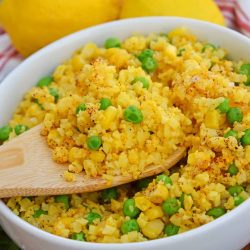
0, 125, 186, 198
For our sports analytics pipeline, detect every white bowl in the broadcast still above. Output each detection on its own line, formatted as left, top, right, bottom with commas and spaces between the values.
0, 17, 250, 250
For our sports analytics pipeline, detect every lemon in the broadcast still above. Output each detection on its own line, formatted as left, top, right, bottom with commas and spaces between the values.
120, 0, 225, 26
0, 0, 120, 56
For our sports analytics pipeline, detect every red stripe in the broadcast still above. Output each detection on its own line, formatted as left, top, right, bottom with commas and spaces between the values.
235, 1, 250, 23
216, 0, 236, 27
216, 0, 235, 8
15, 54, 23, 60
0, 45, 12, 58
222, 11, 235, 21
217, 5, 234, 12
0, 47, 15, 64
0, 49, 18, 71
236, 14, 250, 33
226, 19, 237, 29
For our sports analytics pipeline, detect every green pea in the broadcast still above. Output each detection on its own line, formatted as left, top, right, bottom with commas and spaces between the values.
179, 193, 185, 208
224, 130, 238, 139
33, 209, 48, 218
179, 193, 192, 209
164, 223, 180, 236
206, 207, 226, 218
101, 187, 119, 203
123, 105, 143, 124
87, 135, 102, 150
177, 48, 185, 56
76, 103, 86, 114
100, 98, 112, 110
86, 212, 102, 225
33, 99, 44, 110
105, 37, 121, 49
49, 88, 59, 103
234, 196, 245, 206
217, 98, 230, 113
162, 198, 180, 216
0, 125, 12, 141
228, 185, 244, 196
240, 129, 250, 146
131, 76, 149, 89
55, 195, 69, 209
239, 63, 250, 86
36, 76, 53, 87
137, 49, 157, 73
71, 232, 86, 241
121, 219, 140, 234
227, 162, 238, 176
123, 198, 140, 218
202, 43, 216, 53
137, 49, 154, 62
226, 107, 243, 125
135, 177, 152, 190
141, 57, 158, 73
156, 174, 172, 186
14, 124, 29, 136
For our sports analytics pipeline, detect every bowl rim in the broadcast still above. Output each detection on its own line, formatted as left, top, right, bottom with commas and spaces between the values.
0, 16, 250, 248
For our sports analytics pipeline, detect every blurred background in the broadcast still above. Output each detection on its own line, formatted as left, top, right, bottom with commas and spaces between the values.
0, 0, 249, 249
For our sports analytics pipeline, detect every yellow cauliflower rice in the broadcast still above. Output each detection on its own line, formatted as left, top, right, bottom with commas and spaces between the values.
9, 37, 190, 181
2, 28, 250, 243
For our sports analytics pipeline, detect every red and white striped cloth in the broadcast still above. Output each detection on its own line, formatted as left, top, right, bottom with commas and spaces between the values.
0, 0, 249, 82
0, 27, 22, 82
216, 0, 250, 34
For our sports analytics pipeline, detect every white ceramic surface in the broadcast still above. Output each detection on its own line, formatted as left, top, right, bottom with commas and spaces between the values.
0, 17, 250, 250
